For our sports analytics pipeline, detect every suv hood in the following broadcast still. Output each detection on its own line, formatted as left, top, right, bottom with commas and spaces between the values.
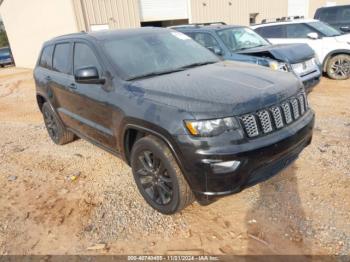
237, 43, 315, 64
127, 61, 303, 119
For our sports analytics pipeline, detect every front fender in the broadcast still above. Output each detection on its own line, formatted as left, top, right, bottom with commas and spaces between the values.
322, 49, 350, 71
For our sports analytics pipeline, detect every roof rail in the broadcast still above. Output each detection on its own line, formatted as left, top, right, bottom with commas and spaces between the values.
191, 22, 227, 26
52, 31, 87, 40
168, 22, 226, 29
259, 16, 305, 25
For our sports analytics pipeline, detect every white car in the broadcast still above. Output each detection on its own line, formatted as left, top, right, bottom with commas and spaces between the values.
252, 19, 350, 80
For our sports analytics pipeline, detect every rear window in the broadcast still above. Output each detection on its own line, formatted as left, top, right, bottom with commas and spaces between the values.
255, 25, 285, 38
317, 8, 338, 23
39, 45, 54, 69
53, 43, 72, 74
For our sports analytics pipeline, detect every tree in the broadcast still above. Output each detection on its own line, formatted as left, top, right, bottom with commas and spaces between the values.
0, 20, 9, 47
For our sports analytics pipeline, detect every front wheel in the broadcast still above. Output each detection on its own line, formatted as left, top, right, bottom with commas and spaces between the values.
326, 54, 350, 80
130, 136, 194, 214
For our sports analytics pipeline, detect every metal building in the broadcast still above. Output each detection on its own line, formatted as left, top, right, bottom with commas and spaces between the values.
0, 0, 348, 68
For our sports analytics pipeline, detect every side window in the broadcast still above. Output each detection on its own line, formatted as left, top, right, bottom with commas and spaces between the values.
255, 25, 285, 38
53, 43, 72, 74
39, 45, 54, 69
285, 24, 314, 38
73, 43, 102, 74
192, 33, 222, 52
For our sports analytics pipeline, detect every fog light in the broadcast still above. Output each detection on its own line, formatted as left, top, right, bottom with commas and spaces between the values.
211, 160, 241, 174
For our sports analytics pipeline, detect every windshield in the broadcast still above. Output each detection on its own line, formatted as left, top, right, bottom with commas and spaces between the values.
217, 27, 270, 52
0, 48, 10, 56
103, 31, 219, 80
308, 21, 341, 37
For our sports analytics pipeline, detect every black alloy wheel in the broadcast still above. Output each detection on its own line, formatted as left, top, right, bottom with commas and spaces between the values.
135, 150, 173, 205
130, 136, 194, 214
43, 105, 60, 142
42, 102, 75, 145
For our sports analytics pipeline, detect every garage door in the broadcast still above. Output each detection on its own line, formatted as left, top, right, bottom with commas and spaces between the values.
139, 0, 189, 22
288, 0, 309, 17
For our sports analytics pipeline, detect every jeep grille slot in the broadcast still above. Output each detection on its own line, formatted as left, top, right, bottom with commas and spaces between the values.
240, 115, 259, 138
298, 94, 306, 115
270, 106, 284, 129
291, 99, 300, 119
257, 110, 273, 134
282, 102, 293, 124
240, 92, 308, 138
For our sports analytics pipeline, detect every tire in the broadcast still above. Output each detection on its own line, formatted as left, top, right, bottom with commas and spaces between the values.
326, 54, 350, 80
42, 102, 75, 145
130, 136, 194, 214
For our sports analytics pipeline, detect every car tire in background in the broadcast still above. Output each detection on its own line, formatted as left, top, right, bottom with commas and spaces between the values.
130, 136, 194, 214
42, 102, 75, 145
326, 54, 350, 80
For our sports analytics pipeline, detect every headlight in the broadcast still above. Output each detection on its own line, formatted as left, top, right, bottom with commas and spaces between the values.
256, 58, 290, 72
185, 117, 240, 137
269, 61, 290, 72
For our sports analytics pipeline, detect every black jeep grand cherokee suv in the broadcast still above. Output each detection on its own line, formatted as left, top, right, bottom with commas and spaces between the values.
34, 28, 314, 214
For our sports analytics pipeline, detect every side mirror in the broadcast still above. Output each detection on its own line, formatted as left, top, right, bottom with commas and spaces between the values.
75, 66, 105, 84
307, 32, 319, 40
340, 26, 350, 33
208, 46, 223, 56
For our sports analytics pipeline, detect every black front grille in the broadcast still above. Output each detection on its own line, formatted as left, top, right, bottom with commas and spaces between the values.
240, 92, 308, 138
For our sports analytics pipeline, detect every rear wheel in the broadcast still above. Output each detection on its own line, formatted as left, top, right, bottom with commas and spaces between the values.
130, 136, 194, 214
42, 102, 75, 145
326, 54, 350, 80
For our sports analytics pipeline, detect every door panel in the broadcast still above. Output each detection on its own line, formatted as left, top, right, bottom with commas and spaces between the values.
70, 42, 116, 149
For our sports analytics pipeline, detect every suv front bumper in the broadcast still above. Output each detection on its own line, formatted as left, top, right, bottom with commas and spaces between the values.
298, 68, 321, 93
175, 110, 315, 201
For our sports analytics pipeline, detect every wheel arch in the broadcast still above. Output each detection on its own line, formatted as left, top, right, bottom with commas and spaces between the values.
36, 93, 47, 112
121, 122, 186, 176
322, 49, 350, 72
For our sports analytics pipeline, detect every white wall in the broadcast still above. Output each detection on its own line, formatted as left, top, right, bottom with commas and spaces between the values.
0, 0, 79, 68
139, 0, 189, 22
288, 0, 309, 17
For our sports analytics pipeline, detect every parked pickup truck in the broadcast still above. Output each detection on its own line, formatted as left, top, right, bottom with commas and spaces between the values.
172, 23, 321, 93
34, 28, 314, 214
0, 47, 14, 67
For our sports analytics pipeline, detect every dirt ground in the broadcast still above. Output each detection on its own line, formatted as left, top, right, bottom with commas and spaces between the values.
0, 67, 349, 255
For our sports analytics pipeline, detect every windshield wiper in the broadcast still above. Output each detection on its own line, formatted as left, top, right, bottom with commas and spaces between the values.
127, 68, 186, 81
178, 61, 217, 70
127, 61, 217, 81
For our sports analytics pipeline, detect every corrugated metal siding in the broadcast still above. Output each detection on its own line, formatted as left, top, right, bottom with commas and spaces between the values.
73, 0, 141, 31
139, 0, 189, 21
288, 0, 309, 17
190, 0, 288, 25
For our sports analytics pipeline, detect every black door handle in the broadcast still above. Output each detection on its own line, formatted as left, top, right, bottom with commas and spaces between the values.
69, 83, 77, 89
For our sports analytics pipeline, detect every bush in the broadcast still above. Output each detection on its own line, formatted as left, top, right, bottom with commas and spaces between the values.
0, 31, 9, 47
